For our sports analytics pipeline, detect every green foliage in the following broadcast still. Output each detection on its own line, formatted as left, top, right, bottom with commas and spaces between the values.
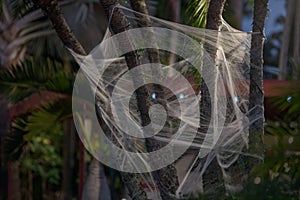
2, 97, 71, 163
0, 58, 74, 103
236, 81, 300, 198
2, 117, 28, 163
25, 98, 72, 140
0, 56, 72, 195
234, 179, 300, 199
185, 0, 209, 28
20, 125, 63, 185
0, 56, 74, 164
272, 96, 300, 119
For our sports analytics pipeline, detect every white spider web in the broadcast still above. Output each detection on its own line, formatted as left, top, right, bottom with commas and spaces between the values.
71, 5, 263, 199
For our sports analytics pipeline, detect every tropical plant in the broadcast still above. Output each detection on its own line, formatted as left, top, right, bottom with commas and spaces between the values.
0, 0, 56, 67
186, 0, 209, 28
0, 56, 74, 197
0, 0, 109, 68
0, 57, 72, 163
0, 56, 113, 200
18, 118, 63, 199
0, 0, 113, 198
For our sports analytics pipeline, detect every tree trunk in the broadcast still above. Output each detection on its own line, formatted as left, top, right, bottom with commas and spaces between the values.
167, 0, 181, 64
278, 0, 294, 80
100, 1, 154, 199
129, 0, 161, 64
8, 162, 21, 200
167, 0, 181, 23
62, 118, 75, 200
229, 0, 243, 29
129, 0, 179, 198
0, 99, 8, 200
78, 138, 85, 200
206, 0, 226, 30
28, 170, 33, 200
82, 158, 111, 200
248, 0, 268, 171
31, 1, 113, 200
293, 0, 300, 79
201, 0, 226, 196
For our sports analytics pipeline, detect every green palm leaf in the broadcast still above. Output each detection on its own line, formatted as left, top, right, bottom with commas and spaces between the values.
0, 57, 73, 103
2, 116, 28, 163
25, 98, 72, 141
186, 0, 209, 28
0, 56, 74, 163
3, 97, 72, 163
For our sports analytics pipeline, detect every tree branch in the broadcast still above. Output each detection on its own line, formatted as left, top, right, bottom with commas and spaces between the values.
32, 0, 86, 55
249, 0, 268, 166
206, 0, 226, 30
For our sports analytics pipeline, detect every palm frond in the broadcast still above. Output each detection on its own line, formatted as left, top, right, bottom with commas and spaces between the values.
186, 0, 209, 28
2, 97, 71, 163
5, 0, 35, 18
0, 0, 54, 67
24, 98, 72, 141
1, 0, 102, 67
0, 57, 74, 103
2, 116, 28, 163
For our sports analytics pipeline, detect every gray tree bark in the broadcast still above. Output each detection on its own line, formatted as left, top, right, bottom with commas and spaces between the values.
293, 0, 300, 79
82, 158, 111, 200
278, 0, 294, 80
99, 0, 152, 199
167, 0, 181, 64
248, 0, 268, 169
206, 0, 226, 30
32, 0, 86, 55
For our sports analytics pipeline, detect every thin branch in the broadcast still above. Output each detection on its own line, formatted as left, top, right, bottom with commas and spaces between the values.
249, 0, 268, 166
278, 0, 294, 80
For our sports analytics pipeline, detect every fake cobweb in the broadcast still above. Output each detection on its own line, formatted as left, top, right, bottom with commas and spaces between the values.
71, 5, 263, 199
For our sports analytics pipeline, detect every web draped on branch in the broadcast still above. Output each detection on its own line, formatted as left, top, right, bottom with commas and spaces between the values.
71, 5, 263, 199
